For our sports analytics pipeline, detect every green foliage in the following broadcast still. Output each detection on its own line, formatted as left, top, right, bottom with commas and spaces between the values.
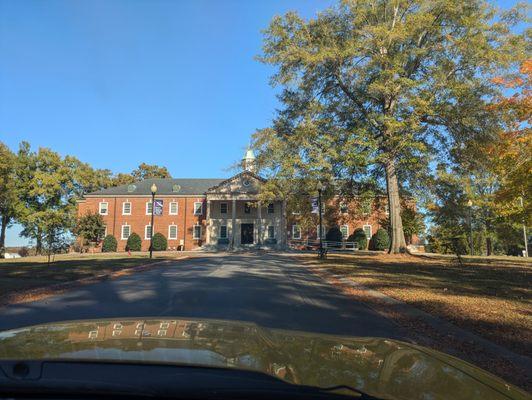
151, 233, 168, 251
348, 228, 367, 250
131, 163, 171, 180
325, 226, 343, 246
102, 235, 118, 252
254, 0, 526, 253
0, 142, 22, 257
380, 206, 424, 245
74, 212, 106, 248
369, 229, 390, 251
126, 233, 142, 252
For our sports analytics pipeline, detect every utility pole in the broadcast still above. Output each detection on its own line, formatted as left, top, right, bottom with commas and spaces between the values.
317, 181, 324, 259
520, 196, 528, 257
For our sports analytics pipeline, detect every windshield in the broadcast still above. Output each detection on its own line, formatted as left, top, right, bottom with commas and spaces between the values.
0, 0, 529, 399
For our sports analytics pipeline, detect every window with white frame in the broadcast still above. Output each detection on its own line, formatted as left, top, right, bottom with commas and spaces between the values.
340, 203, 348, 214
146, 201, 153, 215
193, 225, 202, 239
317, 225, 326, 239
168, 225, 177, 240
145, 225, 152, 240
220, 225, 227, 239
99, 202, 108, 215
267, 203, 274, 214
292, 225, 301, 239
121, 225, 131, 240
193, 202, 203, 215
267, 226, 275, 239
169, 202, 178, 215
340, 225, 349, 239
220, 202, 228, 214
122, 201, 131, 215
88, 330, 98, 339
158, 330, 167, 336
363, 224, 372, 239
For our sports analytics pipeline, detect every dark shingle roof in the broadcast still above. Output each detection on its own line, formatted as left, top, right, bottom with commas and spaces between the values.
86, 178, 225, 196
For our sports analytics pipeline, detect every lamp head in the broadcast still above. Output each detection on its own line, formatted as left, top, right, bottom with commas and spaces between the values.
467, 199, 473, 207
151, 184, 158, 195
316, 181, 324, 191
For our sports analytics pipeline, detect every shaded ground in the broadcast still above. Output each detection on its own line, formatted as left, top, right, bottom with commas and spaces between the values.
0, 252, 179, 299
301, 252, 531, 357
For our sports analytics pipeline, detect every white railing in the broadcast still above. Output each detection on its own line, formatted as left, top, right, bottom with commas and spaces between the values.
288, 239, 360, 251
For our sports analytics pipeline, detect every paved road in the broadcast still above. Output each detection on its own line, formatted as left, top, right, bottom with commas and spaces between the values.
0, 253, 404, 339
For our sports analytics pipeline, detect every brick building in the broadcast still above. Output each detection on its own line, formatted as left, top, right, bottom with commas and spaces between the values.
77, 150, 413, 251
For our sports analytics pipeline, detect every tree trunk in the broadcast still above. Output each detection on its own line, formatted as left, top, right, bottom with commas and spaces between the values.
385, 159, 407, 253
0, 215, 9, 258
36, 228, 43, 255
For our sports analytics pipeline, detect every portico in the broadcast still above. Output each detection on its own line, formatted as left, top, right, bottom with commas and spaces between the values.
205, 171, 286, 250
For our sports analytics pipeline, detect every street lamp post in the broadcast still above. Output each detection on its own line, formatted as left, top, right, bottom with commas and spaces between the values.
467, 200, 473, 256
149, 183, 157, 259
317, 181, 324, 259
519, 196, 528, 257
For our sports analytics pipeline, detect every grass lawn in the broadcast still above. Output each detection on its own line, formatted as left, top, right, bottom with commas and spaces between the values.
0, 252, 179, 300
305, 252, 532, 357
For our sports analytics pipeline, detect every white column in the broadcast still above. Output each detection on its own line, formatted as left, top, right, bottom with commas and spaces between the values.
231, 198, 236, 249
206, 200, 211, 245
281, 199, 287, 248
257, 201, 262, 246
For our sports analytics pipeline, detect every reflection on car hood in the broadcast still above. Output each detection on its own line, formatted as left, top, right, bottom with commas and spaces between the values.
0, 318, 527, 400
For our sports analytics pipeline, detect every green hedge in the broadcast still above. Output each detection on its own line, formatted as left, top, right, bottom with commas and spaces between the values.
152, 232, 168, 251
325, 226, 343, 247
348, 228, 367, 250
102, 235, 117, 252
369, 229, 390, 251
126, 233, 142, 251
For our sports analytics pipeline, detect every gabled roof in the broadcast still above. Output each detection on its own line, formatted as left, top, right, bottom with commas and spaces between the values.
206, 171, 266, 193
85, 178, 225, 197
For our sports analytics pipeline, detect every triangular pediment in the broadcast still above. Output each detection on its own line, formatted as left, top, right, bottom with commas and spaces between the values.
206, 171, 265, 194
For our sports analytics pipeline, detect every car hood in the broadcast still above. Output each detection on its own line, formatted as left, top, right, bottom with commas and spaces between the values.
0, 318, 527, 400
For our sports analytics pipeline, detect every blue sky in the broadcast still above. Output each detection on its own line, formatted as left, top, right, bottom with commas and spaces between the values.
0, 0, 519, 246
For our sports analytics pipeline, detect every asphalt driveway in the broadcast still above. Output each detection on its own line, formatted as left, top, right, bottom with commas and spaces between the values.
0, 253, 404, 339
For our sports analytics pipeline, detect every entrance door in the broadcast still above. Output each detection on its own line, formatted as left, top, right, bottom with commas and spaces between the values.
241, 223, 254, 244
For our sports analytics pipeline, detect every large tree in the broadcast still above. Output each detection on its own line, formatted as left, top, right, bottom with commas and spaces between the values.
255, 0, 526, 252
0, 143, 23, 257
131, 163, 171, 180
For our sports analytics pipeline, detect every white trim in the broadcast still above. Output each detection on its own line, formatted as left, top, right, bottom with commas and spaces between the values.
169, 201, 178, 215
145, 225, 152, 240
317, 225, 326, 239
363, 224, 372, 239
220, 202, 228, 214
103, 225, 107, 237
292, 225, 301, 239
193, 224, 202, 239
122, 201, 131, 215
98, 202, 108, 215
168, 224, 178, 240
219, 225, 228, 239
340, 224, 349, 239
121, 225, 131, 240
146, 201, 153, 215
193, 202, 203, 215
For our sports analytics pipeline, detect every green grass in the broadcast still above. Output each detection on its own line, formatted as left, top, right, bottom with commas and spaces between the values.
305, 252, 532, 356
0, 252, 177, 298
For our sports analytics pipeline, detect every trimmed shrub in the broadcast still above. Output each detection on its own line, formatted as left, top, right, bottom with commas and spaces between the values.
126, 233, 142, 252
369, 229, 390, 251
325, 226, 343, 247
102, 235, 118, 252
348, 228, 367, 250
152, 233, 168, 251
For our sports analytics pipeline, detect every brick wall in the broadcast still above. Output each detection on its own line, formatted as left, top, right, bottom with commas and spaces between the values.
77, 196, 207, 251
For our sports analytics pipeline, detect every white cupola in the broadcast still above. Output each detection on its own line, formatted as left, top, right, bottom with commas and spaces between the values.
242, 148, 256, 172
